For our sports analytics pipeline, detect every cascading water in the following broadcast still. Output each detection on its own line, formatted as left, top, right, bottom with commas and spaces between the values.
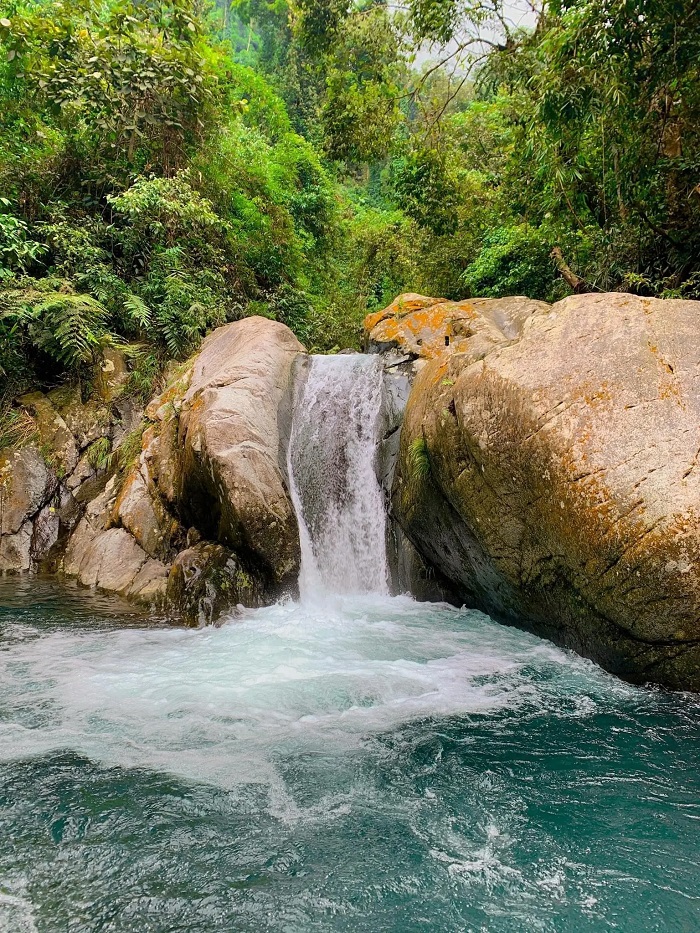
287, 353, 389, 599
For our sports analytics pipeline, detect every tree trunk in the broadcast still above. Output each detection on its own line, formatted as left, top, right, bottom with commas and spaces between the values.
551, 247, 589, 293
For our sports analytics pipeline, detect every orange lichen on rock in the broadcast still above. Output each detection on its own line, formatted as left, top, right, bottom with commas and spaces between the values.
370, 305, 473, 359
363, 293, 447, 335
364, 293, 550, 362
364, 294, 481, 359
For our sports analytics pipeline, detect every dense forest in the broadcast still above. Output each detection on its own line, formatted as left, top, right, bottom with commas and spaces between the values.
1, 0, 699, 428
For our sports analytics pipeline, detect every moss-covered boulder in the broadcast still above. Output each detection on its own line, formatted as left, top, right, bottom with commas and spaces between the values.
166, 541, 265, 625
386, 292, 700, 690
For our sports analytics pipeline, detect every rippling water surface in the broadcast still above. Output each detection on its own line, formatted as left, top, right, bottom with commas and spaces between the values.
1, 577, 699, 932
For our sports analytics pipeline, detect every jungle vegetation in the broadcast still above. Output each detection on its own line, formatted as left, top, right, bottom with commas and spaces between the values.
1, 0, 698, 405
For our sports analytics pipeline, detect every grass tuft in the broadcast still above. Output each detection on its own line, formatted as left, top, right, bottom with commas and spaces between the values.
407, 435, 431, 484
0, 406, 37, 452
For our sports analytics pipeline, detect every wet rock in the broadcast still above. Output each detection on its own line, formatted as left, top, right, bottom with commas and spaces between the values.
127, 558, 170, 603
167, 541, 265, 625
64, 521, 168, 603
66, 453, 96, 491
55, 488, 82, 533
141, 412, 182, 509
0, 523, 32, 572
0, 446, 52, 537
30, 505, 61, 568
9, 317, 303, 613
111, 396, 145, 449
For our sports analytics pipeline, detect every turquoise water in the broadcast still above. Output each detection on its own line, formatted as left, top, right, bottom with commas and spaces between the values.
1, 578, 699, 932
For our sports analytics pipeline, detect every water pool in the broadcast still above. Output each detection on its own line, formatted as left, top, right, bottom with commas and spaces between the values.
1, 578, 699, 932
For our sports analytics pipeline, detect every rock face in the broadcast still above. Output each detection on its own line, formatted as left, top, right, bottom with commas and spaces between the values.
1, 317, 304, 622
177, 316, 304, 587
371, 292, 700, 690
0, 439, 62, 572
0, 446, 52, 538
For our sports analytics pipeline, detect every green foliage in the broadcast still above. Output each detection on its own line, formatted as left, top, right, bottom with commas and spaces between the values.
462, 225, 563, 302
479, 0, 700, 293
125, 348, 164, 402
0, 0, 224, 188
0, 205, 47, 274
28, 294, 111, 367
319, 4, 401, 162
294, 0, 350, 55
107, 173, 231, 355
407, 0, 460, 44
86, 436, 112, 471
109, 174, 224, 251
0, 283, 112, 369
2, 0, 698, 415
393, 148, 460, 235
407, 435, 431, 485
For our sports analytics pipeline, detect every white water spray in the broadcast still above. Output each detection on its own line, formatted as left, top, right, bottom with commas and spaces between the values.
287, 354, 389, 599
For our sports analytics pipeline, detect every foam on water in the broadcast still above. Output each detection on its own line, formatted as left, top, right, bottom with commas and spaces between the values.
0, 889, 37, 933
0, 594, 615, 795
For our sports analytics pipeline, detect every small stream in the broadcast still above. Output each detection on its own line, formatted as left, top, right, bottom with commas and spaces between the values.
1, 354, 699, 932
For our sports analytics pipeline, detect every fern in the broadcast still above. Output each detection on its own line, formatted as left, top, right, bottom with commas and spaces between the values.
0, 282, 120, 374
154, 298, 207, 357
80, 267, 123, 310
33, 294, 110, 367
123, 292, 152, 328
77, 265, 151, 334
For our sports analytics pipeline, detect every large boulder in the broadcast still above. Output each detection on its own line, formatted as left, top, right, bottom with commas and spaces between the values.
177, 316, 303, 588
384, 292, 700, 690
59, 315, 304, 612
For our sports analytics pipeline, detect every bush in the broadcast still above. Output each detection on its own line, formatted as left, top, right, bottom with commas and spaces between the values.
462, 224, 565, 302
0, 281, 113, 373
0, 207, 47, 274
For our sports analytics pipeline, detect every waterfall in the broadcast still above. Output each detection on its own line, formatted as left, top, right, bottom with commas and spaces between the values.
287, 354, 389, 600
